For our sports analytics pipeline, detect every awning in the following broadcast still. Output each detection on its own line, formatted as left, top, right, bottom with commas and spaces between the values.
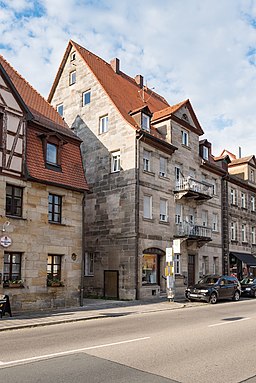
230, 252, 256, 266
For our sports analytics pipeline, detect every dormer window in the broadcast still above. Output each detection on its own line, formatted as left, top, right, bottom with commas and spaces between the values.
202, 145, 209, 160
40, 133, 66, 171
141, 113, 150, 132
46, 143, 58, 165
181, 130, 189, 146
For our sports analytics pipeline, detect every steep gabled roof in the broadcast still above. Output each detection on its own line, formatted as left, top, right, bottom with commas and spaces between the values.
48, 40, 169, 128
229, 155, 256, 167
152, 99, 204, 135
0, 54, 77, 140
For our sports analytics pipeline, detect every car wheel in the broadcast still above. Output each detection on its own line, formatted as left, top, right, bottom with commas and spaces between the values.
209, 292, 217, 304
233, 290, 240, 301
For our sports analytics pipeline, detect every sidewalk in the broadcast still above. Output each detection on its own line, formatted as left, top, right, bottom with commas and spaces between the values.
0, 297, 203, 332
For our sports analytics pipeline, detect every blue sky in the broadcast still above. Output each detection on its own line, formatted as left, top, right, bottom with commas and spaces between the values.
1, 0, 256, 156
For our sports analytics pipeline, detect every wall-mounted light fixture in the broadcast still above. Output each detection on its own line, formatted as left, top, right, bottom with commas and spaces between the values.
2, 221, 10, 232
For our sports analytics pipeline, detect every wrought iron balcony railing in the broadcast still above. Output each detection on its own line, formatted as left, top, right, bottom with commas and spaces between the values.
175, 222, 212, 240
174, 177, 213, 200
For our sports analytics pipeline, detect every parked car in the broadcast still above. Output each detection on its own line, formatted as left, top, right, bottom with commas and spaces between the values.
185, 274, 241, 304
240, 277, 256, 298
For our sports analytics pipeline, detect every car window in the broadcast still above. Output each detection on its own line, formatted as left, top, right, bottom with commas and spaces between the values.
241, 277, 254, 284
199, 276, 219, 284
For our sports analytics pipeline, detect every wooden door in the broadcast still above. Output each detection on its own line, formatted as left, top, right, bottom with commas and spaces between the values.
104, 270, 119, 299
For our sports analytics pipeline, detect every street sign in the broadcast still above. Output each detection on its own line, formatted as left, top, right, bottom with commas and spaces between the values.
173, 239, 181, 254
166, 247, 173, 262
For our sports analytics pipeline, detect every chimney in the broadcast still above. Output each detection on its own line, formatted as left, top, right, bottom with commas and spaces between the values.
135, 74, 143, 88
239, 146, 242, 158
110, 58, 120, 74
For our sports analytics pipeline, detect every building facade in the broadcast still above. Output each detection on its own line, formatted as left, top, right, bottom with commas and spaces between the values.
49, 41, 227, 300
0, 55, 88, 312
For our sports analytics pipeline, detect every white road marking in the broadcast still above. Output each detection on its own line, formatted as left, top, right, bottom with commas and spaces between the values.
0, 337, 150, 367
208, 317, 251, 327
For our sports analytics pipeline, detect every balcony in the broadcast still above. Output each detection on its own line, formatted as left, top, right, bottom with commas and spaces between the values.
174, 222, 212, 245
174, 177, 213, 201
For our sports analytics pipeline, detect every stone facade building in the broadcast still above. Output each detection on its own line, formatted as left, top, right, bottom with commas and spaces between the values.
0, 55, 88, 312
49, 40, 227, 300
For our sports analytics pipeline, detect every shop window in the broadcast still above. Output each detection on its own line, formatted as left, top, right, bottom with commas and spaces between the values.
6, 184, 23, 217
142, 254, 157, 284
48, 193, 62, 223
3, 252, 22, 283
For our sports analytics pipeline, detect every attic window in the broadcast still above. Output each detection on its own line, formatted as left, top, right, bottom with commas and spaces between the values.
141, 113, 150, 132
69, 70, 76, 85
40, 133, 65, 171
71, 52, 76, 61
182, 113, 188, 121
57, 103, 63, 117
202, 146, 209, 160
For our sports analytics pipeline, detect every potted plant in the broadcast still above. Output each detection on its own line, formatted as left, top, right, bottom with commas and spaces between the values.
3, 279, 24, 288
47, 277, 64, 287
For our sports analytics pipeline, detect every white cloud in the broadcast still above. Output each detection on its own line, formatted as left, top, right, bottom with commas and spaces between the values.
1, 0, 256, 156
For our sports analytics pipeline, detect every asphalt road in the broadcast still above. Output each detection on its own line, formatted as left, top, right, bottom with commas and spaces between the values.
0, 299, 256, 383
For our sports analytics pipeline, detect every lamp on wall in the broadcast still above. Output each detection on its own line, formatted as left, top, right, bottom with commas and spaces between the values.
2, 221, 10, 232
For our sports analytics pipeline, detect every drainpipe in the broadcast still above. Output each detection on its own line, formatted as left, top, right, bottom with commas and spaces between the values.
80, 192, 86, 306
135, 131, 144, 300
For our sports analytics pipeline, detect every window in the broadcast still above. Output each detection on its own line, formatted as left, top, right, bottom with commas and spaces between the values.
141, 113, 150, 131
251, 196, 255, 211
175, 203, 182, 224
6, 184, 23, 217
242, 224, 247, 242
175, 166, 181, 183
252, 227, 256, 244
175, 254, 181, 274
202, 146, 209, 160
142, 254, 157, 284
250, 169, 255, 183
181, 130, 189, 146
82, 90, 91, 106
3, 252, 21, 283
85, 252, 94, 276
231, 222, 236, 241
159, 156, 167, 177
70, 52, 76, 61
57, 104, 63, 117
111, 150, 120, 173
202, 256, 209, 275
47, 255, 62, 281
188, 207, 195, 224
99, 115, 108, 134
144, 195, 152, 219
0, 112, 3, 147
212, 179, 217, 195
160, 199, 168, 222
48, 194, 62, 223
231, 188, 237, 205
202, 210, 208, 227
143, 150, 151, 172
241, 192, 246, 209
213, 257, 218, 274
69, 70, 76, 85
46, 143, 58, 165
212, 213, 218, 232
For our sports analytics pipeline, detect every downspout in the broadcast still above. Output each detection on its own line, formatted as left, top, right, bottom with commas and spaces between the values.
135, 131, 143, 300
80, 191, 86, 306
221, 175, 230, 275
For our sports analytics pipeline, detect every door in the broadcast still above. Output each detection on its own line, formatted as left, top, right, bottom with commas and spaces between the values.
188, 255, 195, 286
104, 270, 119, 299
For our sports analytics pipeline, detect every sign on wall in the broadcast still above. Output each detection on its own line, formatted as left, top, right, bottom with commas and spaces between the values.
0, 236, 12, 248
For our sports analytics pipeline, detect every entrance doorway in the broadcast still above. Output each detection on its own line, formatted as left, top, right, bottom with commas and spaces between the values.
188, 255, 195, 286
104, 270, 119, 299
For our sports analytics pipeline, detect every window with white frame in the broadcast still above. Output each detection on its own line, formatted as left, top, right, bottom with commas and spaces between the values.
252, 227, 256, 244
70, 51, 76, 61
241, 192, 246, 209
160, 199, 168, 222
175, 203, 183, 224
231, 222, 236, 241
231, 188, 236, 205
202, 146, 209, 160
251, 195, 255, 211
213, 257, 219, 274
202, 210, 208, 227
212, 178, 217, 195
188, 207, 195, 224
181, 130, 189, 146
250, 169, 255, 182
242, 224, 247, 242
82, 90, 91, 106
141, 113, 150, 131
111, 150, 120, 173
69, 70, 76, 85
57, 103, 63, 117
159, 156, 167, 177
202, 256, 208, 275
212, 213, 218, 232
143, 150, 151, 172
143, 195, 152, 219
85, 252, 94, 276
175, 254, 181, 274
99, 115, 108, 134
175, 166, 182, 184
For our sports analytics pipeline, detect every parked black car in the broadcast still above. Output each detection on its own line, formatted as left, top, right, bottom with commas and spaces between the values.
185, 275, 241, 304
240, 277, 256, 298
